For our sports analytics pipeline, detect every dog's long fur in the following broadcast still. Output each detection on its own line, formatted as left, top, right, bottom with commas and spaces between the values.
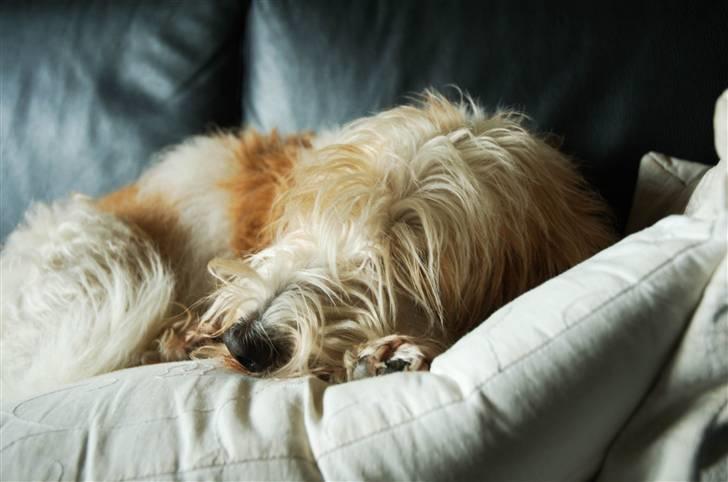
0, 93, 615, 399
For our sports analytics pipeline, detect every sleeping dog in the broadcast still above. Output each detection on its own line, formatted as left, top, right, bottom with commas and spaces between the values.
0, 92, 615, 399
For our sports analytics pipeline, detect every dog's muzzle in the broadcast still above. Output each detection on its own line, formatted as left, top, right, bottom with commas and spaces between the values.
222, 322, 278, 373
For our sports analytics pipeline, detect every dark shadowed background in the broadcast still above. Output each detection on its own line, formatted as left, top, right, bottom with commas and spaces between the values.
1, 0, 726, 241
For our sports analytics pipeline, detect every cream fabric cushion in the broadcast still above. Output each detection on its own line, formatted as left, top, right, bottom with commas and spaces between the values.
714, 89, 727, 161
626, 89, 726, 234
685, 158, 727, 218
597, 250, 728, 481
598, 90, 728, 481
2, 212, 724, 481
625, 151, 710, 234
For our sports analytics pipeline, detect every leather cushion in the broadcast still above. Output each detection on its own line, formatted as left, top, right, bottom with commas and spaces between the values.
0, 0, 246, 240
242, 0, 728, 232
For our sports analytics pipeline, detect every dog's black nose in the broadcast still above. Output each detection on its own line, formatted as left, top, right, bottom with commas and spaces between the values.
222, 323, 276, 373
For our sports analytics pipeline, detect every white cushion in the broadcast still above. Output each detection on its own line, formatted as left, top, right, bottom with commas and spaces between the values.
685, 158, 727, 219
596, 144, 728, 481
683, 87, 727, 220
627, 87, 726, 229
714, 89, 727, 161
2, 208, 725, 481
597, 251, 728, 481
625, 151, 710, 234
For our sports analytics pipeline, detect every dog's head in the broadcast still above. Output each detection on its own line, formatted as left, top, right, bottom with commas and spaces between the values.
205, 232, 403, 381
200, 92, 615, 381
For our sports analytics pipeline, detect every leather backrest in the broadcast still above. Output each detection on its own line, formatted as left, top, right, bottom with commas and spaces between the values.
0, 0, 246, 240
242, 0, 728, 231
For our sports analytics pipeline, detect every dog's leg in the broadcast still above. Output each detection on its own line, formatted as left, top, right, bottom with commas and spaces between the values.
345, 335, 444, 380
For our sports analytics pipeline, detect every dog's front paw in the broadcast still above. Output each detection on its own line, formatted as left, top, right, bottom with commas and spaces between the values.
346, 335, 436, 381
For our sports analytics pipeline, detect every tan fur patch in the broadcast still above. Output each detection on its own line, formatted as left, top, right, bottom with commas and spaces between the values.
97, 185, 182, 262
96, 184, 200, 362
219, 130, 311, 255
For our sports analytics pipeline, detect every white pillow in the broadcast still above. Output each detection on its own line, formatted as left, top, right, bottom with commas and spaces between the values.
2, 209, 724, 481
685, 158, 727, 218
714, 89, 727, 161
684, 88, 727, 219
597, 248, 727, 481
596, 130, 728, 481
625, 151, 710, 234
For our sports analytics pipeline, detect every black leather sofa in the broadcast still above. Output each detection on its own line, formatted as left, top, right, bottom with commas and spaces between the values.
1, 0, 727, 241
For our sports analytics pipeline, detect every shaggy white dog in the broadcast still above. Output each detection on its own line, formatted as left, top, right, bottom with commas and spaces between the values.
0, 92, 614, 400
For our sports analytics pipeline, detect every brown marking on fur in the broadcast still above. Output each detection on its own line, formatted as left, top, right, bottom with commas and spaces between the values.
96, 131, 310, 364
219, 130, 311, 255
97, 185, 199, 362
97, 185, 183, 262
97, 185, 198, 308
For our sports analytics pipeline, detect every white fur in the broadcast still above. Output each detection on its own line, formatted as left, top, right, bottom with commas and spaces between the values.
0, 134, 251, 400
0, 198, 175, 400
135, 136, 240, 304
